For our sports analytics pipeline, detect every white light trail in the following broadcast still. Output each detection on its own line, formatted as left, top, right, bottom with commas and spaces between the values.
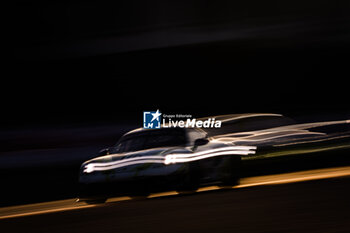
83, 146, 256, 173
164, 150, 255, 165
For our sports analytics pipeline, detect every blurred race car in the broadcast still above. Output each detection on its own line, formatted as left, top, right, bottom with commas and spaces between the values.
79, 126, 256, 203
78, 113, 350, 203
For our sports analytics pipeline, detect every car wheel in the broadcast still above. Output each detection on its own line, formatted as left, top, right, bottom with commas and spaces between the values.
129, 183, 151, 199
176, 162, 201, 193
129, 190, 150, 200
221, 155, 241, 186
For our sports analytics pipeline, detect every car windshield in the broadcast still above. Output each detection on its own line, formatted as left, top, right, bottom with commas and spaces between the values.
115, 128, 187, 153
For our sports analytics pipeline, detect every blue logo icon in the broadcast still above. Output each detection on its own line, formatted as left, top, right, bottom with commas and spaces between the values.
143, 110, 162, 129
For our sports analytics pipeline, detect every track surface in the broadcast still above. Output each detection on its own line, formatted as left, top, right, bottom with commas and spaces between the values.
1, 166, 350, 232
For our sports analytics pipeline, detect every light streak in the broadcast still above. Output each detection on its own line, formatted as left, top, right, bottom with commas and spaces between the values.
164, 150, 254, 165
83, 146, 256, 173
168, 146, 256, 159
212, 119, 349, 146
215, 131, 325, 144
85, 155, 164, 168
198, 113, 282, 123
83, 158, 164, 173
164, 146, 256, 164
273, 134, 350, 147
215, 119, 349, 139
0, 203, 96, 220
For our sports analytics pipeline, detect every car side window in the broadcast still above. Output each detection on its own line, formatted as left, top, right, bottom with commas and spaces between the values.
187, 129, 207, 144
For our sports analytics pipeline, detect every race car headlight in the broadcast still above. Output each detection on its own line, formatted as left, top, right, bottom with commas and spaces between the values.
164, 155, 176, 165
83, 163, 95, 173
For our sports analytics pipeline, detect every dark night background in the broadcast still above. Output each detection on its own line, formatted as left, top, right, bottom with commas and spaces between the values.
2, 0, 350, 206
7, 0, 350, 127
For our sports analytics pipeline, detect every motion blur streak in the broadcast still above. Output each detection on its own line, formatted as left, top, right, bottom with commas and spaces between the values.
164, 150, 255, 164
0, 201, 96, 220
248, 144, 350, 160
85, 156, 164, 167
211, 113, 282, 123
85, 146, 256, 172
164, 146, 256, 164
1, 166, 350, 220
216, 131, 325, 143
84, 158, 164, 173
215, 119, 349, 143
237, 166, 350, 188
169, 146, 257, 158
274, 134, 350, 147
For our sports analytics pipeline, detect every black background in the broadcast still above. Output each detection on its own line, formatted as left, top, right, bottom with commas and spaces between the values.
7, 0, 350, 126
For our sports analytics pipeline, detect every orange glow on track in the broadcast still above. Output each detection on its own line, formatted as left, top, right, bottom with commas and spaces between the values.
1, 166, 350, 220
